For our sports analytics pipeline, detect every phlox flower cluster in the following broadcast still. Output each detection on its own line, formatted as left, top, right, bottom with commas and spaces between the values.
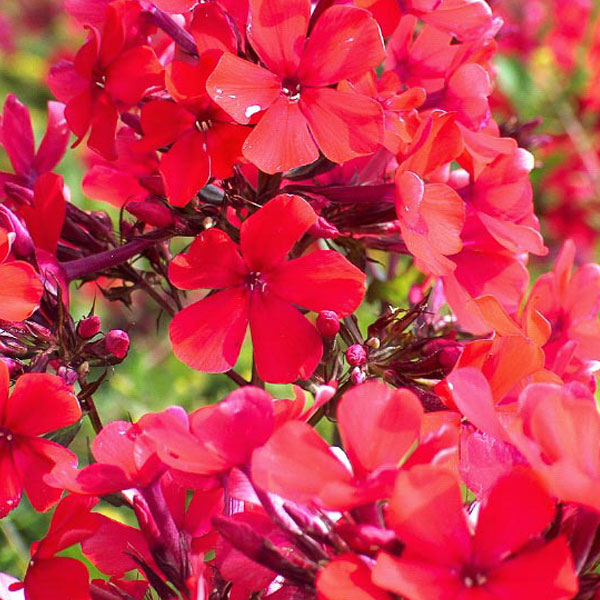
0, 1, 599, 600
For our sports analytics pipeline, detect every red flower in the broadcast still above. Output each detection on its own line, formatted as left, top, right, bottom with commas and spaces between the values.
206, 0, 385, 173
47, 1, 164, 160
373, 466, 578, 600
169, 194, 365, 383
251, 381, 424, 509
0, 362, 81, 517
0, 94, 69, 191
0, 229, 43, 321
138, 58, 248, 206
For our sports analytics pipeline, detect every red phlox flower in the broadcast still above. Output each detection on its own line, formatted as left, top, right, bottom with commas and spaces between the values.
339, 70, 425, 155
525, 239, 600, 388
372, 466, 578, 600
140, 387, 275, 476
82, 127, 161, 208
510, 381, 600, 513
0, 229, 44, 321
0, 94, 69, 192
23, 494, 100, 600
138, 57, 249, 206
206, 0, 385, 173
47, 419, 164, 496
168, 194, 365, 383
395, 170, 465, 277
0, 362, 81, 517
251, 381, 424, 510
47, 0, 164, 160
358, 0, 501, 41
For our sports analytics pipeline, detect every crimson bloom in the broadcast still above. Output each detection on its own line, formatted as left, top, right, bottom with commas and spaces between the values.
206, 0, 385, 173
0, 361, 81, 517
373, 466, 578, 600
169, 194, 365, 383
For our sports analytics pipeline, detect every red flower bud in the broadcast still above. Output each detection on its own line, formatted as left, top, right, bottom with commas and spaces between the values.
316, 310, 340, 338
77, 315, 101, 339
350, 366, 366, 385
126, 199, 174, 228
105, 329, 130, 359
346, 344, 367, 366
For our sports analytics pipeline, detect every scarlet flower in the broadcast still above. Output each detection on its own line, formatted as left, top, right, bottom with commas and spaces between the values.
47, 1, 164, 160
373, 466, 578, 600
206, 0, 385, 173
0, 229, 44, 321
169, 194, 366, 383
0, 362, 81, 517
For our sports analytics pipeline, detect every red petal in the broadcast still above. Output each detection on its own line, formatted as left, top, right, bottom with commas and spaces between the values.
250, 288, 322, 383
474, 469, 556, 567
20, 172, 66, 253
266, 250, 365, 316
372, 553, 462, 600
0, 451, 23, 518
191, 2, 237, 56
240, 194, 317, 272
47, 60, 88, 104
251, 420, 352, 504
206, 53, 280, 124
139, 99, 195, 151
25, 557, 90, 600
387, 465, 471, 566
485, 538, 578, 600
152, 0, 196, 11
0, 262, 43, 321
14, 438, 76, 512
337, 382, 423, 477
0, 359, 9, 422
300, 87, 384, 164
298, 6, 384, 86
64, 90, 93, 139
160, 130, 210, 207
105, 46, 164, 106
5, 373, 80, 436
169, 228, 246, 290
87, 94, 119, 160
33, 101, 70, 173
317, 554, 391, 600
0, 95, 35, 176
243, 96, 319, 173
169, 287, 249, 372
247, 0, 310, 77
205, 122, 249, 179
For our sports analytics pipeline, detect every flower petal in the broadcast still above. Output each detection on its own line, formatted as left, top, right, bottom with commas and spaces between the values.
250, 288, 322, 383
0, 450, 23, 518
298, 6, 384, 86
300, 87, 384, 164
160, 130, 210, 207
170, 287, 249, 372
338, 382, 423, 477
34, 101, 70, 174
5, 373, 80, 436
206, 53, 280, 124
0, 95, 35, 176
240, 194, 317, 272
0, 262, 43, 322
169, 228, 246, 290
267, 250, 365, 316
242, 96, 319, 173
247, 0, 310, 77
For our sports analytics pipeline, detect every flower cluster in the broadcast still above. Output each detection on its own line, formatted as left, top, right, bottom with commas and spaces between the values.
0, 1, 599, 599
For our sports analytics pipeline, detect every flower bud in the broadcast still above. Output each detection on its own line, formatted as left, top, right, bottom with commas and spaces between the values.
77, 315, 101, 339
1, 357, 23, 378
316, 310, 340, 338
57, 365, 78, 386
346, 344, 367, 367
351, 366, 366, 385
308, 216, 339, 238
105, 329, 130, 359
126, 199, 174, 228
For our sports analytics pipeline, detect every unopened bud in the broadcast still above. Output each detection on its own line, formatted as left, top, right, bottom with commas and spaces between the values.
351, 367, 366, 386
346, 344, 367, 367
77, 315, 101, 339
308, 216, 339, 238
105, 329, 130, 359
316, 310, 340, 338
57, 365, 78, 386
366, 337, 380, 349
1, 357, 23, 378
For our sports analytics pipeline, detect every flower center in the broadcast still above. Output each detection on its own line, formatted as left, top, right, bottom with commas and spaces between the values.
195, 119, 213, 133
461, 567, 488, 589
281, 77, 302, 101
0, 426, 15, 445
246, 272, 266, 292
